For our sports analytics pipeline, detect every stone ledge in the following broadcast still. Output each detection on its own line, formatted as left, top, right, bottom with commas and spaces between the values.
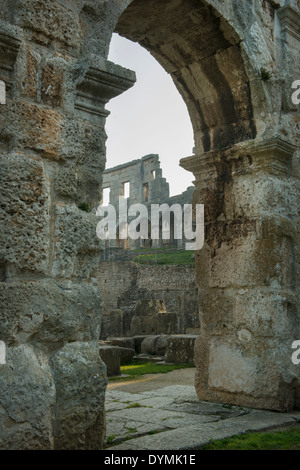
75, 58, 136, 118
180, 137, 297, 178
277, 6, 300, 41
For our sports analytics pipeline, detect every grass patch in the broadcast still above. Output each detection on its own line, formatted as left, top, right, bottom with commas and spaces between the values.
202, 427, 300, 450
126, 427, 138, 434
106, 434, 120, 444
125, 403, 147, 409
133, 250, 194, 266
120, 360, 194, 378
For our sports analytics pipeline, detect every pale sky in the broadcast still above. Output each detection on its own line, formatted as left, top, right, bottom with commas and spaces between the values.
106, 33, 195, 197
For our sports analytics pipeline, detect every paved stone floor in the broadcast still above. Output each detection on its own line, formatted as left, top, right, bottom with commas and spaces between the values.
105, 369, 300, 450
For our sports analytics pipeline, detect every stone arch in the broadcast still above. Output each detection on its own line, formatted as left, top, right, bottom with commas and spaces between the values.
109, 0, 300, 413
113, 0, 258, 154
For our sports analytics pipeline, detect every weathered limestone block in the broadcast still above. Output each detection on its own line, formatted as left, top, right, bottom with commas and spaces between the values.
0, 280, 102, 346
54, 164, 79, 200
165, 335, 197, 364
177, 292, 201, 334
139, 334, 197, 362
128, 298, 178, 335
0, 344, 55, 450
105, 337, 135, 351
50, 342, 107, 450
101, 310, 124, 339
0, 153, 51, 276
195, 335, 299, 411
99, 339, 135, 364
235, 289, 299, 339
59, 115, 106, 164
130, 313, 177, 337
197, 288, 235, 337
39, 52, 76, 111
21, 44, 40, 100
231, 176, 298, 220
51, 204, 101, 279
140, 335, 171, 356
99, 345, 121, 377
75, 59, 136, 119
118, 347, 135, 365
200, 227, 294, 289
0, 100, 63, 159
130, 316, 155, 336
181, 137, 299, 411
14, 0, 80, 49
155, 335, 171, 356
141, 335, 161, 356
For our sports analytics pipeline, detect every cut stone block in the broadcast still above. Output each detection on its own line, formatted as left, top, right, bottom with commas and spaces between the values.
165, 335, 197, 364
99, 346, 121, 377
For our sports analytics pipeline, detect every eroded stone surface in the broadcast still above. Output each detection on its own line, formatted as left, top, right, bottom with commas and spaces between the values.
105, 383, 300, 449
50, 341, 107, 450
0, 344, 55, 450
0, 0, 135, 450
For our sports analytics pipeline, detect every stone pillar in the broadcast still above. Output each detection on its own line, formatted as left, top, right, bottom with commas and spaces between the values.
0, 18, 135, 449
181, 137, 300, 411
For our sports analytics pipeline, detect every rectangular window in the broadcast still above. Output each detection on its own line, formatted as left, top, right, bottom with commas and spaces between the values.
102, 187, 110, 206
143, 183, 149, 202
122, 181, 130, 199
151, 170, 156, 180
0, 80, 6, 105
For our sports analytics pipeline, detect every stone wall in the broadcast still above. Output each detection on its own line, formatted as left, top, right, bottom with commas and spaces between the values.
102, 154, 170, 207
136, 264, 196, 291
0, 0, 135, 450
97, 260, 137, 311
101, 154, 194, 250
97, 261, 199, 338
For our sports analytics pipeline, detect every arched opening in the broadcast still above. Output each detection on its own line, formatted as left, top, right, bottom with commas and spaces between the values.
114, 0, 256, 155
106, 33, 195, 197
102, 0, 261, 448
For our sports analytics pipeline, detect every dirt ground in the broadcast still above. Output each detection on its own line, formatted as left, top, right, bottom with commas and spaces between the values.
107, 367, 196, 393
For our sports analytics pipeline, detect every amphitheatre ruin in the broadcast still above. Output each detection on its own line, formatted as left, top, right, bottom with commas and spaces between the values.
0, 0, 300, 450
